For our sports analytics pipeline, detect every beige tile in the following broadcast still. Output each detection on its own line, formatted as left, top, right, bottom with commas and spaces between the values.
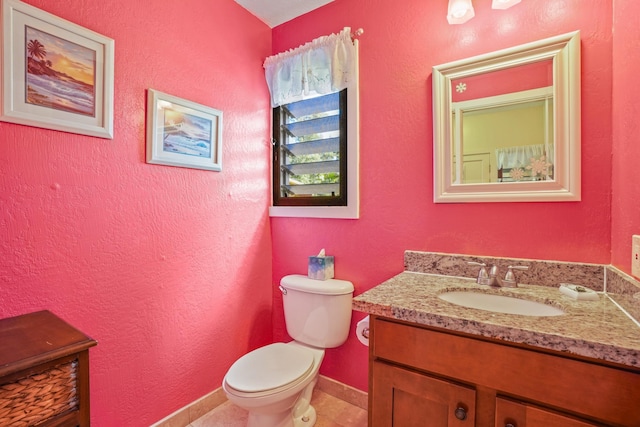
189, 386, 367, 427
313, 419, 343, 427
334, 405, 367, 427
311, 389, 352, 421
153, 407, 190, 427
190, 400, 248, 427
189, 389, 228, 422
317, 375, 368, 410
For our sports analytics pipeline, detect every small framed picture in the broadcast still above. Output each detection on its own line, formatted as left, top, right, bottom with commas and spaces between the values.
146, 89, 223, 172
1, 0, 114, 138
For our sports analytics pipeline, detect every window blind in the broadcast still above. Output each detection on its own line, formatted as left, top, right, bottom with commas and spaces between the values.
274, 90, 347, 205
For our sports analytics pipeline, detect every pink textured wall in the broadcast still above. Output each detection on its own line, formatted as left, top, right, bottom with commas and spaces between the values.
2, 0, 635, 423
611, 0, 640, 274
271, 0, 614, 392
0, 0, 272, 425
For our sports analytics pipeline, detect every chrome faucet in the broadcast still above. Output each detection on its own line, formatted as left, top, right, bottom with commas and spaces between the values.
467, 262, 529, 288
488, 265, 503, 287
502, 265, 529, 287
467, 261, 491, 285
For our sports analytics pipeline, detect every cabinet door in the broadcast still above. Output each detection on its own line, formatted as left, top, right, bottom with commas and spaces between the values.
371, 361, 476, 427
495, 397, 603, 427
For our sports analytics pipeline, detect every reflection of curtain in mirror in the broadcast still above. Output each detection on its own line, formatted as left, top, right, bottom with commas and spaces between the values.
496, 144, 554, 181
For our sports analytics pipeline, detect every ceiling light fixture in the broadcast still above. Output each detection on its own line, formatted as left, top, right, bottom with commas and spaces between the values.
447, 0, 475, 24
492, 0, 522, 9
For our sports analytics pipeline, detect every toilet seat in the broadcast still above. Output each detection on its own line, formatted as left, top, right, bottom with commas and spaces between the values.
225, 343, 315, 395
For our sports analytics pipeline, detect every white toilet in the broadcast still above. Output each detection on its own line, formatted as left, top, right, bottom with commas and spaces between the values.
222, 274, 354, 427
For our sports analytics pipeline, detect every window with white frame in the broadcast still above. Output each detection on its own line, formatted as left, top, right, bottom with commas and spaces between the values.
264, 28, 359, 219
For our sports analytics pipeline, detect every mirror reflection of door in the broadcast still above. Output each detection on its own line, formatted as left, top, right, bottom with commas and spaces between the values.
452, 152, 491, 183
462, 152, 491, 183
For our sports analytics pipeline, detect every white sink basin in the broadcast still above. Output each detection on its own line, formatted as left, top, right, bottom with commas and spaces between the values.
439, 291, 565, 316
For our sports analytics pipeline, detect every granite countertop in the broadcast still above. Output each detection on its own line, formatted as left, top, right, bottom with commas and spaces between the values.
353, 272, 640, 369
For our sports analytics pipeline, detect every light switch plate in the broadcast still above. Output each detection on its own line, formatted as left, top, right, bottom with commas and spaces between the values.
633, 235, 640, 279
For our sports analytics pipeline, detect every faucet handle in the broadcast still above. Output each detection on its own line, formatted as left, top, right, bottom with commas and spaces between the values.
489, 265, 499, 276
503, 265, 529, 287
467, 261, 490, 285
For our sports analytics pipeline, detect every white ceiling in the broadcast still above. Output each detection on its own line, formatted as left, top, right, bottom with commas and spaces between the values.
234, 0, 335, 28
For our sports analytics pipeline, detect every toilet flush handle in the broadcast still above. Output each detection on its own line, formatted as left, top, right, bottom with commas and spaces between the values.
279, 285, 287, 295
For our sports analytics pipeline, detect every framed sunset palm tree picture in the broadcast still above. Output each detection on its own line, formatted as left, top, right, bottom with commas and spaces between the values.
1, 0, 114, 138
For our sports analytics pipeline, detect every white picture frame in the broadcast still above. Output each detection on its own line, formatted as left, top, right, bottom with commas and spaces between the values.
146, 89, 223, 172
1, 0, 114, 139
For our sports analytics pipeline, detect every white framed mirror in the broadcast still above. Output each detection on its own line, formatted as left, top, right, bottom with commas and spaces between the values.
433, 31, 581, 203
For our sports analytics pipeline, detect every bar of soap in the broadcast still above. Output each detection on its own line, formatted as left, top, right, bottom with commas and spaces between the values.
559, 283, 599, 301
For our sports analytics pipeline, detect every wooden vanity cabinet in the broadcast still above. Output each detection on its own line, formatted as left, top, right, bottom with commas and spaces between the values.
495, 397, 601, 427
368, 315, 640, 427
372, 361, 476, 426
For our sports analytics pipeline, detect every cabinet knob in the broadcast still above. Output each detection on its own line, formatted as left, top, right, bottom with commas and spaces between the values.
505, 424, 515, 427
454, 407, 467, 421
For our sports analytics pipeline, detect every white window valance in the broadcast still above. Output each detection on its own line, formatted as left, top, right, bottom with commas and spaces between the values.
264, 27, 357, 107
496, 144, 554, 169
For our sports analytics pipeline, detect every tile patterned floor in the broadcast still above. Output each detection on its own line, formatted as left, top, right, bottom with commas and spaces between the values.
189, 389, 368, 427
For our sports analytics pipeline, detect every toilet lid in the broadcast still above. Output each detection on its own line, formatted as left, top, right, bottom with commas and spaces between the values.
225, 343, 315, 393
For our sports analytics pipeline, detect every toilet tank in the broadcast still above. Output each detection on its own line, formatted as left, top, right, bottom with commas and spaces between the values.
280, 275, 354, 348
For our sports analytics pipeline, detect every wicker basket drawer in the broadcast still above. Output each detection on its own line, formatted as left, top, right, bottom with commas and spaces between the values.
0, 311, 97, 427
0, 360, 79, 427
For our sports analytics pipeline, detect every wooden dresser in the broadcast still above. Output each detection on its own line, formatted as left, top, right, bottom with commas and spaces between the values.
0, 310, 97, 427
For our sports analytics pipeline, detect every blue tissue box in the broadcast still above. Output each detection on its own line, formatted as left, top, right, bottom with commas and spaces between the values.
308, 256, 335, 280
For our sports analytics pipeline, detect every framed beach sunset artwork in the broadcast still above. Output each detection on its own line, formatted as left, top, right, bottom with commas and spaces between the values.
1, 0, 114, 138
146, 89, 223, 171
